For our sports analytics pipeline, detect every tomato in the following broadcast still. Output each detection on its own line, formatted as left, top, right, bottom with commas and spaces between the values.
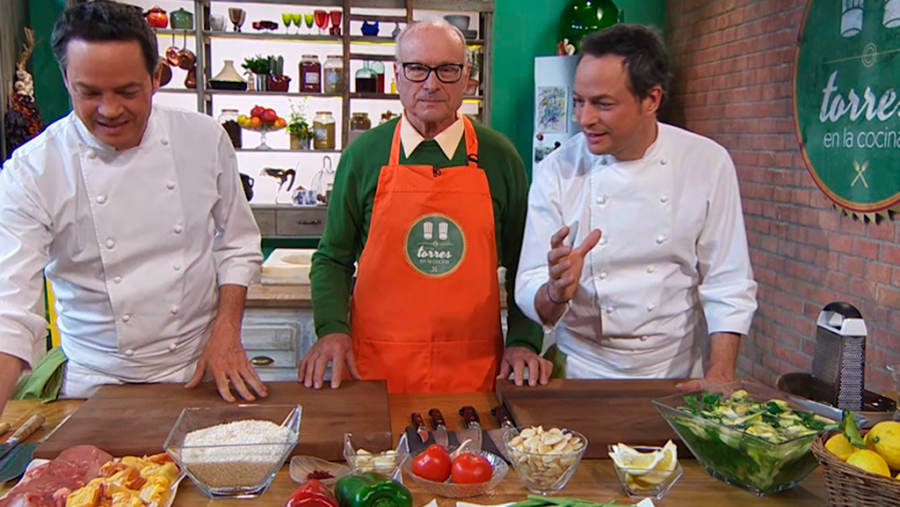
250, 105, 266, 119
450, 453, 492, 484
411, 444, 451, 482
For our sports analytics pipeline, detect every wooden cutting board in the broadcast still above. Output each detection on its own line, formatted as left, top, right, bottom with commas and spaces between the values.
34, 381, 392, 461
496, 379, 687, 459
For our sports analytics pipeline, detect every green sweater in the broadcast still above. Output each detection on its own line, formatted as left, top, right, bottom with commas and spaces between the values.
310, 116, 543, 353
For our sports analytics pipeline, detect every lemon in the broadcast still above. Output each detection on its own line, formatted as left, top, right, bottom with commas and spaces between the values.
636, 440, 678, 486
864, 421, 900, 470
825, 433, 857, 461
846, 449, 892, 477
609, 444, 663, 476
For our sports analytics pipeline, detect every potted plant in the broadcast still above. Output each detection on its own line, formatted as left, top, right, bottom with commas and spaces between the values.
286, 99, 315, 150
267, 55, 291, 92
242, 55, 272, 91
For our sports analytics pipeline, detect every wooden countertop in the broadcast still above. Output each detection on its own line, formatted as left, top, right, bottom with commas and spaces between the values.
1, 393, 826, 506
246, 283, 509, 310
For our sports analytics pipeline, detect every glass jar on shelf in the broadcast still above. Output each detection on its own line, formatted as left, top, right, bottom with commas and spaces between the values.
348, 112, 372, 146
323, 55, 343, 94
299, 54, 322, 93
217, 109, 242, 149
355, 61, 377, 93
369, 61, 385, 93
313, 111, 336, 150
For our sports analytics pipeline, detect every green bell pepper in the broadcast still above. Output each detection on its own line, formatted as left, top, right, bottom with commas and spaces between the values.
334, 472, 413, 507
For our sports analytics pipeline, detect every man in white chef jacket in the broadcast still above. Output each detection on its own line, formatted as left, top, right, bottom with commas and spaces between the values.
516, 24, 758, 388
0, 1, 265, 415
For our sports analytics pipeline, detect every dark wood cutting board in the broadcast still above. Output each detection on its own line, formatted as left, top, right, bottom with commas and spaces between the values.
34, 381, 392, 461
496, 379, 688, 459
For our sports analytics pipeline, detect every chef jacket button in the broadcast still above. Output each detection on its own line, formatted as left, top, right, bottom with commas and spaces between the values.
167, 181, 176, 190
606, 306, 615, 314
640, 336, 648, 341
161, 138, 169, 146
87, 150, 97, 159
106, 238, 116, 249
596, 195, 608, 205
599, 272, 608, 280
174, 224, 183, 234
125, 349, 134, 356
170, 305, 180, 315
173, 264, 182, 271
655, 235, 666, 244
169, 344, 177, 352
96, 194, 107, 204
122, 314, 132, 323
647, 304, 656, 312
600, 237, 608, 246
114, 276, 122, 284
647, 265, 655, 273
660, 159, 668, 165
660, 194, 669, 203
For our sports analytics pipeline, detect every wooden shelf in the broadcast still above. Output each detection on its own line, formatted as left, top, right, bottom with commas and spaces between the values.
154, 28, 196, 36
157, 88, 199, 94
206, 90, 343, 98
349, 93, 483, 101
203, 31, 342, 43
349, 36, 397, 44
348, 53, 396, 61
348, 14, 408, 23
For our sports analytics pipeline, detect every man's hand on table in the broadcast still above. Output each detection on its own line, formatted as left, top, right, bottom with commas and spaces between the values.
185, 321, 267, 402
299, 332, 360, 389
497, 346, 553, 387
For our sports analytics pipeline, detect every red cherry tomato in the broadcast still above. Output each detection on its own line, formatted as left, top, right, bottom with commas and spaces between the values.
450, 452, 492, 484
411, 444, 452, 482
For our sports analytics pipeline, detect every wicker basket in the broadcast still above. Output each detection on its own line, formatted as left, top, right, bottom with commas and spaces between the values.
810, 430, 900, 507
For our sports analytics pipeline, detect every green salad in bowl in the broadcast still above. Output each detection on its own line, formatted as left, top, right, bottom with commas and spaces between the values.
653, 381, 839, 496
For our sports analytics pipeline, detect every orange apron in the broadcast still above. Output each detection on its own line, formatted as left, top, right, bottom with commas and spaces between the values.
349, 116, 502, 393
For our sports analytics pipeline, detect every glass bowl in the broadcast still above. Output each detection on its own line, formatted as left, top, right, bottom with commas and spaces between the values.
402, 449, 508, 498
163, 404, 301, 498
503, 428, 588, 495
608, 445, 683, 500
343, 432, 409, 483
653, 380, 839, 497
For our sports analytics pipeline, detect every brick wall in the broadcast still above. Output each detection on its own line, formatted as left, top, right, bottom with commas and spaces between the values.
665, 0, 900, 394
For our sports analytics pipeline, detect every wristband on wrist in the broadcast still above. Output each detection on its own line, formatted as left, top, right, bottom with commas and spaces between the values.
546, 283, 568, 305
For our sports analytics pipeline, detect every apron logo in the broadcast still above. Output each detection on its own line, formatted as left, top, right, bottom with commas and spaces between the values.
405, 214, 466, 277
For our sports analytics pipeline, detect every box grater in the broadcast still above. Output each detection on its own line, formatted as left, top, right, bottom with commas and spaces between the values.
810, 302, 867, 411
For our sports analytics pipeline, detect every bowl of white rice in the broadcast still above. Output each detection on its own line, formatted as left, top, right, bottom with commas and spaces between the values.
163, 404, 301, 498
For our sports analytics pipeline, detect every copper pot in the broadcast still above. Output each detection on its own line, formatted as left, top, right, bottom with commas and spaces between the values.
184, 65, 197, 89
157, 58, 172, 87
177, 48, 195, 70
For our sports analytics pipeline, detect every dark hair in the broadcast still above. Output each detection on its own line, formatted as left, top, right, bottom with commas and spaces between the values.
580, 24, 671, 107
51, 1, 158, 76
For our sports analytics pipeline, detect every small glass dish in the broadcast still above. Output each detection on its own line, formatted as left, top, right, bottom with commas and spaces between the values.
343, 432, 409, 483
289, 455, 351, 486
402, 449, 508, 498
608, 445, 683, 500
503, 428, 588, 495
163, 404, 301, 499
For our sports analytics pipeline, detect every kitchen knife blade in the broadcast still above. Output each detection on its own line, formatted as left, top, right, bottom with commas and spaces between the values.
487, 404, 516, 462
411, 412, 429, 443
428, 408, 450, 448
458, 405, 483, 450
0, 414, 44, 462
0, 442, 39, 483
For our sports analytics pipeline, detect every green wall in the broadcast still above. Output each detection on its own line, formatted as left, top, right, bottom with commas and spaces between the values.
30, 0, 69, 124
491, 0, 666, 178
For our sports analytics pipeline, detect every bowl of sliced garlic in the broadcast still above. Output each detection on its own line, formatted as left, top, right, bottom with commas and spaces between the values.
343, 432, 409, 483
503, 426, 588, 495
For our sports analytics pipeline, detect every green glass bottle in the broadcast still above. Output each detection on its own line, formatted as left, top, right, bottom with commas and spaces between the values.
558, 0, 620, 51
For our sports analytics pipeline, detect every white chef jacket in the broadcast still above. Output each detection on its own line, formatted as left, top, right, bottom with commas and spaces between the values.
515, 123, 757, 379
0, 106, 262, 395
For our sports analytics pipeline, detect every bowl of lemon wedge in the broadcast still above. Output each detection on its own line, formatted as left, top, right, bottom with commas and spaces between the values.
609, 441, 682, 500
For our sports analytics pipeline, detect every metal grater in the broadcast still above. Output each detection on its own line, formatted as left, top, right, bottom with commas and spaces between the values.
810, 302, 867, 411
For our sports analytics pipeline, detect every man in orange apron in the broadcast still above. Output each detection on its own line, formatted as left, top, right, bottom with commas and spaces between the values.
301, 20, 550, 393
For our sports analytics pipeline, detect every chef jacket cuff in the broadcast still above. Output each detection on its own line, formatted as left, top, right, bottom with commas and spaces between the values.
701, 280, 758, 336
217, 264, 259, 287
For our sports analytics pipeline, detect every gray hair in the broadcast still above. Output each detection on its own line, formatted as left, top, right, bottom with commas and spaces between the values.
395, 19, 467, 62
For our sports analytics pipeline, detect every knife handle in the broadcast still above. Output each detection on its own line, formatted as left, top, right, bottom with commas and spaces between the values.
10, 414, 44, 442
429, 408, 446, 429
459, 405, 480, 426
411, 412, 426, 429
492, 404, 515, 427
0, 422, 9, 435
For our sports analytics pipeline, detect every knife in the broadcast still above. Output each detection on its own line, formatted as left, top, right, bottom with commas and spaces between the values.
458, 405, 483, 450
0, 414, 44, 462
428, 408, 450, 448
487, 405, 516, 462
411, 412, 429, 444
0, 422, 9, 436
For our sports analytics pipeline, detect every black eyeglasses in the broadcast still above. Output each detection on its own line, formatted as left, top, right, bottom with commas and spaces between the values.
401, 62, 465, 83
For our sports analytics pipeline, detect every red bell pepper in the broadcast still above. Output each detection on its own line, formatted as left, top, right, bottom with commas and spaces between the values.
286, 479, 340, 507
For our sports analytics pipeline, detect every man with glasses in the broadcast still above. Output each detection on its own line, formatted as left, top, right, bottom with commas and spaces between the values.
301, 19, 550, 393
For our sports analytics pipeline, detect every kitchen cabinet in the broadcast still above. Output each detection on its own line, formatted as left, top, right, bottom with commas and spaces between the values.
252, 205, 326, 237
